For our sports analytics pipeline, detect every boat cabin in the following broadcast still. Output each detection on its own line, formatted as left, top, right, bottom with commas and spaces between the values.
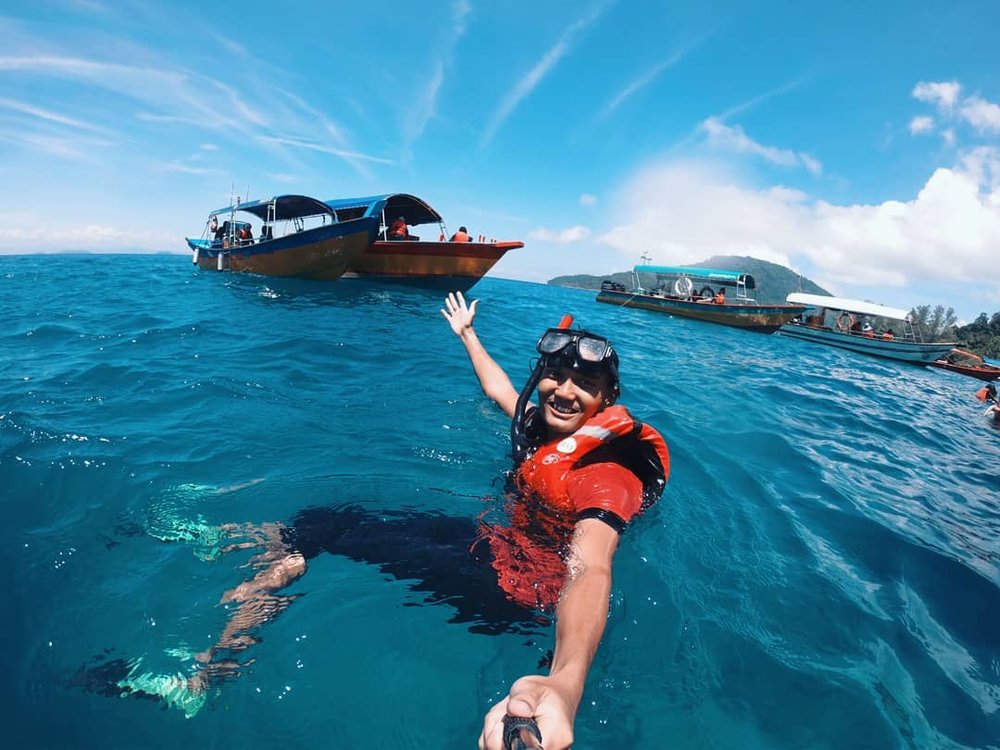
204, 195, 347, 248
785, 293, 921, 341
632, 265, 758, 303
325, 193, 447, 242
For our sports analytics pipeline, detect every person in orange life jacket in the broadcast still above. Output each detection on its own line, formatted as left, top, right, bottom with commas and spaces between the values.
441, 291, 669, 750
977, 383, 999, 424
388, 216, 412, 240
882, 329, 895, 341
714, 288, 726, 304
236, 225, 252, 244
450, 225, 472, 242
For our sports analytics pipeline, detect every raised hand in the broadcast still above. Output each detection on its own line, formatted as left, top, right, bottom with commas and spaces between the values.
441, 291, 479, 337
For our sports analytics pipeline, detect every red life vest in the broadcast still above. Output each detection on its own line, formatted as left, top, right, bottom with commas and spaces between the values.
484, 405, 669, 611
514, 404, 670, 518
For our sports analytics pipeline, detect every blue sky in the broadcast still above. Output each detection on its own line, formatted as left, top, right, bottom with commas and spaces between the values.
1, 0, 998, 322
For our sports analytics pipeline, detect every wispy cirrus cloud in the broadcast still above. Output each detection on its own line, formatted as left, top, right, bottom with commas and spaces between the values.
401, 0, 471, 161
0, 129, 112, 160
256, 134, 394, 165
480, 1, 609, 147
669, 77, 805, 153
701, 117, 822, 174
0, 96, 110, 133
596, 37, 706, 122
715, 77, 805, 122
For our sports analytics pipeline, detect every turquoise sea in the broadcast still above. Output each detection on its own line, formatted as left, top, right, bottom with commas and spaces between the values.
2, 254, 998, 750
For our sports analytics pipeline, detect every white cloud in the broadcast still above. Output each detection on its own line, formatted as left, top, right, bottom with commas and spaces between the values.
909, 115, 934, 135
941, 128, 956, 146
911, 80, 1000, 138
913, 81, 961, 111
528, 225, 592, 243
599, 150, 1000, 293
0, 223, 167, 250
959, 95, 1000, 134
701, 117, 822, 174
579, 193, 597, 206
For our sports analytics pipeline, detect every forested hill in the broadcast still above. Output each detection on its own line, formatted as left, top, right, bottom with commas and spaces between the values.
548, 255, 831, 304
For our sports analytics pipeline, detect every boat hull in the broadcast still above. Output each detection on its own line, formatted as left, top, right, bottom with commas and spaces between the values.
344, 240, 523, 291
778, 323, 956, 364
595, 290, 806, 333
185, 218, 375, 280
929, 360, 1000, 381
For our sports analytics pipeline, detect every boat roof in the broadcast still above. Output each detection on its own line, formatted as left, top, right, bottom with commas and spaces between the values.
636, 265, 756, 289
786, 292, 910, 320
211, 195, 334, 221
324, 193, 442, 226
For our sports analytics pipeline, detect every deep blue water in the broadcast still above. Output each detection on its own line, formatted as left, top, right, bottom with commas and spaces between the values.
1, 254, 997, 750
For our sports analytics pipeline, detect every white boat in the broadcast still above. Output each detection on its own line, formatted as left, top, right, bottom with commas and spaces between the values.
777, 293, 956, 365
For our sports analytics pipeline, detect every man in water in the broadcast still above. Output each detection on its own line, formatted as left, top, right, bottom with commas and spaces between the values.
81, 294, 669, 749
441, 291, 669, 749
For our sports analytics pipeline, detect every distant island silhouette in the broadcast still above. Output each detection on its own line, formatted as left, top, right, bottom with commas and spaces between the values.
548, 255, 831, 305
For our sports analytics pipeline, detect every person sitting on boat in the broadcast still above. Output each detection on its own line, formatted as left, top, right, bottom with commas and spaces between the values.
236, 225, 253, 245
450, 226, 472, 242
850, 318, 863, 333
881, 329, 895, 341
713, 288, 726, 305
442, 291, 670, 750
862, 322, 875, 338
387, 216, 417, 241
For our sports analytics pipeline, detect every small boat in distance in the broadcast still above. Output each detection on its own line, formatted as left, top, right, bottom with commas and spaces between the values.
595, 264, 807, 333
778, 293, 956, 365
186, 195, 375, 280
930, 348, 1000, 381
324, 193, 523, 292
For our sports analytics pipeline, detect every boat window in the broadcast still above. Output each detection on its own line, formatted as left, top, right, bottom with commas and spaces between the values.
335, 207, 367, 221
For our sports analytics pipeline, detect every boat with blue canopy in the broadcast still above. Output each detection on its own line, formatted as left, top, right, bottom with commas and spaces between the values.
778, 293, 957, 364
324, 193, 523, 292
185, 194, 376, 279
596, 264, 806, 333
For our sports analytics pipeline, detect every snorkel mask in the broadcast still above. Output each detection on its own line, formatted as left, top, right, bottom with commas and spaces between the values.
511, 315, 621, 464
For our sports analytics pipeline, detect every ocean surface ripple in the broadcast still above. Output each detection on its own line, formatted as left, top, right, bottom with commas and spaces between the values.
1, 255, 997, 749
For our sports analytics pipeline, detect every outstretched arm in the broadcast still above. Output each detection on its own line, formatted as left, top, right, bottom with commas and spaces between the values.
479, 518, 619, 750
442, 291, 519, 418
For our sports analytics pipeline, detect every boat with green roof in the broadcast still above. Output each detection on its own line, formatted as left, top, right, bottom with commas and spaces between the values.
595, 264, 807, 333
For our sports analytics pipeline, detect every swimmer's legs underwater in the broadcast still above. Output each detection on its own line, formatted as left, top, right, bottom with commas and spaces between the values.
78, 503, 543, 716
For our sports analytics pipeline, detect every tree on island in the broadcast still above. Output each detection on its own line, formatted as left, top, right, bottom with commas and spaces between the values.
954, 311, 1000, 359
908, 304, 958, 343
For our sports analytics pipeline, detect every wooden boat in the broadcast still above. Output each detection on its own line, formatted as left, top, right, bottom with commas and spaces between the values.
930, 348, 1000, 381
324, 193, 523, 291
185, 195, 376, 280
595, 265, 807, 333
778, 293, 956, 365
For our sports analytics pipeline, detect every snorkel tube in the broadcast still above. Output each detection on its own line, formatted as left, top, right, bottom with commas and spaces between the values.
510, 315, 574, 464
